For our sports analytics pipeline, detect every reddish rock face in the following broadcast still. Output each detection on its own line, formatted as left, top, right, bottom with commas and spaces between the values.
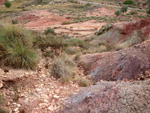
93, 19, 150, 46
0, 0, 5, 4
115, 19, 150, 35
79, 40, 150, 83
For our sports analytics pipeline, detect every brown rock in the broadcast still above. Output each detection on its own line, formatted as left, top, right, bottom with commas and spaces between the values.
79, 40, 150, 83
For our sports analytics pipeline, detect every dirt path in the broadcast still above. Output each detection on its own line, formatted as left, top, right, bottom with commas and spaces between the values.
0, 59, 79, 113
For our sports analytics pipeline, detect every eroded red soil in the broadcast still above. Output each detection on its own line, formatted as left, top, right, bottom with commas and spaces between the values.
15, 9, 107, 38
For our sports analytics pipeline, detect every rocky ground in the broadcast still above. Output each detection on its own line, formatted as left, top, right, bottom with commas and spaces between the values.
0, 59, 79, 113
61, 79, 150, 113
0, 0, 150, 113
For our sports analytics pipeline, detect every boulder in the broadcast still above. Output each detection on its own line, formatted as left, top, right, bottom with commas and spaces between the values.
61, 79, 150, 113
79, 40, 150, 83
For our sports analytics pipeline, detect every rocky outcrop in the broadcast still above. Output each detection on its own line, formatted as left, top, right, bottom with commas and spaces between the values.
79, 40, 150, 83
61, 79, 150, 113
92, 19, 150, 47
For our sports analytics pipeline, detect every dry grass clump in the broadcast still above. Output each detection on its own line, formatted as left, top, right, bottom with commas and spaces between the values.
64, 47, 79, 55
0, 23, 39, 69
51, 54, 76, 83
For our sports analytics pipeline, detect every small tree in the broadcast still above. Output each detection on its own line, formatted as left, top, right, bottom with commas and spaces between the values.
121, 6, 128, 14
115, 10, 121, 16
4, 0, 11, 8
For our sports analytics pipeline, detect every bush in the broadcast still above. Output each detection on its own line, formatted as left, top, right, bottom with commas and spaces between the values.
61, 21, 71, 25
85, 3, 91, 8
34, 34, 68, 50
48, 36, 68, 49
43, 50, 55, 58
78, 77, 91, 87
147, 9, 150, 15
44, 27, 56, 35
12, 19, 18, 24
123, 0, 134, 5
51, 54, 75, 79
130, 10, 138, 15
121, 6, 128, 14
66, 38, 89, 49
0, 24, 39, 69
4, 0, 11, 8
115, 10, 121, 16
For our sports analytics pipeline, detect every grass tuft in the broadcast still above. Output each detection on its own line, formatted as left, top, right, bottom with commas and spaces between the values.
0, 23, 39, 69
51, 54, 75, 81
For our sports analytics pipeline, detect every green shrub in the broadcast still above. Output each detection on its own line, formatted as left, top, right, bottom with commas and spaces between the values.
44, 27, 56, 35
0, 24, 38, 69
12, 19, 18, 24
115, 10, 121, 16
4, 0, 11, 8
85, 3, 91, 8
121, 6, 128, 14
123, 0, 134, 5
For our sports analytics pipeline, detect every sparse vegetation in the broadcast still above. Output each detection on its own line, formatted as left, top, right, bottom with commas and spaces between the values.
44, 27, 56, 35
0, 0, 148, 111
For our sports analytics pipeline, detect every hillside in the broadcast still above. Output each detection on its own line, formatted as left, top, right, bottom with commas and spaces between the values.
0, 0, 150, 113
